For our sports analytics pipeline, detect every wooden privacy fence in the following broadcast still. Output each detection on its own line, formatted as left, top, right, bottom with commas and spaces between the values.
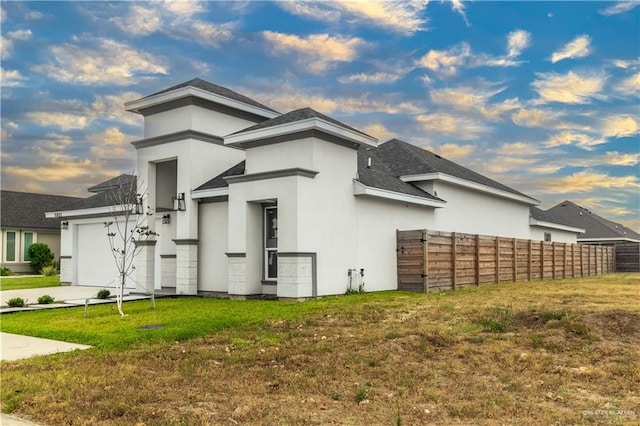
615, 242, 640, 272
397, 229, 616, 293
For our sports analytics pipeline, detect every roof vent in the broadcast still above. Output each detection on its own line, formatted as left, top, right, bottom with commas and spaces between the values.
367, 157, 372, 168
434, 154, 442, 159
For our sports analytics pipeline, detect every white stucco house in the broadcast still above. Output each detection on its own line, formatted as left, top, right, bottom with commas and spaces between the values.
48, 78, 583, 298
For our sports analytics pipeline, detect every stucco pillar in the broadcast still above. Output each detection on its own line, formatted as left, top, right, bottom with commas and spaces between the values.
174, 239, 198, 295
134, 240, 156, 293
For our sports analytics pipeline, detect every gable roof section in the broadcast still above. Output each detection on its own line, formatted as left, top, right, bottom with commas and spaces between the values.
378, 139, 538, 205
1, 191, 82, 230
143, 78, 278, 113
546, 200, 640, 242
530, 206, 584, 233
356, 147, 444, 203
87, 174, 136, 193
125, 78, 279, 120
195, 161, 246, 191
224, 107, 377, 149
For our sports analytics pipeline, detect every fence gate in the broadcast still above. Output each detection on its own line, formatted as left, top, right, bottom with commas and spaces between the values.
396, 229, 427, 292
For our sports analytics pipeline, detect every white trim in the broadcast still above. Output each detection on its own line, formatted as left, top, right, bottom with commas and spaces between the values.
529, 218, 584, 234
579, 237, 640, 243
400, 172, 539, 206
191, 187, 229, 199
224, 117, 378, 148
45, 204, 131, 219
353, 180, 445, 208
124, 86, 279, 119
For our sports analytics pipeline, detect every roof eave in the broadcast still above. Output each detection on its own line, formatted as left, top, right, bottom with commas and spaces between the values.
124, 86, 279, 119
401, 172, 539, 206
529, 218, 584, 233
45, 205, 131, 219
353, 180, 445, 208
224, 117, 378, 148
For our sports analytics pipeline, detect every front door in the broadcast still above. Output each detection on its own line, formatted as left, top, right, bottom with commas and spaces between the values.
264, 206, 278, 280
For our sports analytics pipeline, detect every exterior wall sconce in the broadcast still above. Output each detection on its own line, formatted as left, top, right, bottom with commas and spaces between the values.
162, 213, 171, 224
61, 221, 69, 230
173, 193, 186, 211
134, 195, 144, 215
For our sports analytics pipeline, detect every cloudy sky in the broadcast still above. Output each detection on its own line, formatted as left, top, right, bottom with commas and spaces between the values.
1, 1, 639, 231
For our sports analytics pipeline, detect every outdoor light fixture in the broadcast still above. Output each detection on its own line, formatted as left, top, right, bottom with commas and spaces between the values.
162, 213, 171, 224
173, 193, 186, 211
61, 221, 69, 230
134, 195, 144, 215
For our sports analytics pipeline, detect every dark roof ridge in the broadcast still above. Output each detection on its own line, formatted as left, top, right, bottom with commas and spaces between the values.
143, 78, 278, 113
227, 107, 373, 139
380, 138, 532, 199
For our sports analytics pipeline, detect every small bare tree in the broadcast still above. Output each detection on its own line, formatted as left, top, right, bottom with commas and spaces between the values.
103, 174, 157, 317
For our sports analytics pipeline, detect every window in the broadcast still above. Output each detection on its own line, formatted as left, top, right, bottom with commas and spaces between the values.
544, 232, 551, 242
264, 206, 278, 280
23, 232, 34, 261
5, 231, 16, 262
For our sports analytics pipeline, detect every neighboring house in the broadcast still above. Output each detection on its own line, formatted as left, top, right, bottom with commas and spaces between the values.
1, 190, 81, 273
47, 78, 580, 298
545, 200, 640, 245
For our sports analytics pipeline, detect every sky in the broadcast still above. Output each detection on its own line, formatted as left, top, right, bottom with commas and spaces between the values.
1, 1, 639, 231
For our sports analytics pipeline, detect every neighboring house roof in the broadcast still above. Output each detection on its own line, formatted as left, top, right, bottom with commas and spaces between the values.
377, 139, 535, 202
228, 107, 372, 138
1, 190, 82, 230
545, 200, 640, 242
142, 78, 278, 113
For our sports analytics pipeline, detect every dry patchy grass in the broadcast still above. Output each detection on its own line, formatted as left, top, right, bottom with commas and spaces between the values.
2, 274, 639, 425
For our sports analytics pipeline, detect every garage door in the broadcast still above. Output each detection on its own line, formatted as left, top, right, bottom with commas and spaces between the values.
77, 222, 135, 288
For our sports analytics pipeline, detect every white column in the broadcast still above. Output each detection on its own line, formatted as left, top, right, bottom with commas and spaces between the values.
134, 240, 156, 293
174, 240, 198, 295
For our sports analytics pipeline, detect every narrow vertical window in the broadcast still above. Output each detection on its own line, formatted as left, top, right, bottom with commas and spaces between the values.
264, 206, 278, 280
5, 231, 16, 262
544, 232, 551, 242
23, 232, 34, 261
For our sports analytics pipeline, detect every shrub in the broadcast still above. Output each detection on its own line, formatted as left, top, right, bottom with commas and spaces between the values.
41, 265, 58, 276
37, 295, 55, 304
27, 243, 55, 273
97, 289, 111, 299
7, 297, 25, 308
0, 267, 12, 276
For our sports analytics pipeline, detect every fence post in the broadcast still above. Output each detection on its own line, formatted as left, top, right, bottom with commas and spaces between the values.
452, 232, 457, 290
495, 237, 500, 284
475, 234, 480, 286
528, 239, 532, 281
422, 229, 429, 293
512, 238, 517, 282
540, 241, 544, 280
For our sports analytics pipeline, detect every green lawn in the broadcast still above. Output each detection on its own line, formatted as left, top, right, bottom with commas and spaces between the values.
0, 276, 60, 291
2, 274, 639, 425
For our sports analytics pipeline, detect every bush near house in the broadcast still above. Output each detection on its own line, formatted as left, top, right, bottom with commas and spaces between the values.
27, 243, 55, 273
7, 297, 25, 307
0, 267, 12, 276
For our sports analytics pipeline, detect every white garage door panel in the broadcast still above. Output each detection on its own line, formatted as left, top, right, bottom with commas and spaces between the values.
77, 222, 135, 288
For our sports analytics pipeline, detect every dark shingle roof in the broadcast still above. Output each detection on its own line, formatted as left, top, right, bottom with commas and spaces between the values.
195, 161, 246, 191
530, 206, 576, 227
87, 174, 136, 193
194, 150, 442, 203
1, 191, 82, 230
377, 139, 532, 200
357, 147, 443, 201
545, 200, 640, 241
227, 107, 372, 139
145, 78, 278, 113
72, 175, 138, 209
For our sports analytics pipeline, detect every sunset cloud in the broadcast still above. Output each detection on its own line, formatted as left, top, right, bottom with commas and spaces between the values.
263, 31, 366, 74
531, 71, 607, 104
416, 113, 489, 139
551, 35, 592, 63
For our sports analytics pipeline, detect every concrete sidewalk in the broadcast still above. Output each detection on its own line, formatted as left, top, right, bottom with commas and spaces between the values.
1, 332, 91, 361
0, 413, 42, 425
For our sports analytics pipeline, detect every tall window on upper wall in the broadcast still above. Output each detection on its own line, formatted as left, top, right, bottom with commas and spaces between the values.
23, 232, 34, 261
5, 231, 16, 262
544, 232, 551, 242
